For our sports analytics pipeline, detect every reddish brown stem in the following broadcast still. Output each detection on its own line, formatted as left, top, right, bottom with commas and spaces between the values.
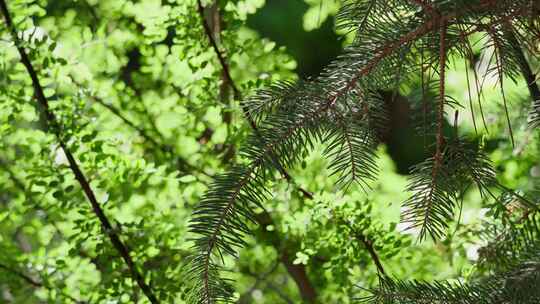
342, 221, 386, 275
195, 0, 314, 199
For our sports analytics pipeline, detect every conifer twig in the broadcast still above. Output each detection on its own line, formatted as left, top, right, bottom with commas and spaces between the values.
196, 3, 319, 300
193, 1, 528, 301
415, 19, 448, 241
485, 25, 515, 147
0, 1, 159, 303
196, 0, 314, 199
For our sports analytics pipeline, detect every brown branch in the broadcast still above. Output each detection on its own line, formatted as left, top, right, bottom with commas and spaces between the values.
0, 263, 42, 288
502, 24, 540, 110
195, 0, 313, 200
197, 0, 518, 297
341, 220, 386, 275
196, 3, 317, 299
0, 1, 159, 303
0, 263, 85, 303
196, 0, 525, 300
255, 211, 317, 302
196, 0, 241, 100
87, 94, 211, 177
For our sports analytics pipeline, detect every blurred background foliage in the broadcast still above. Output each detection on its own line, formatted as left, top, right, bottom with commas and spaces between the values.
0, 0, 538, 303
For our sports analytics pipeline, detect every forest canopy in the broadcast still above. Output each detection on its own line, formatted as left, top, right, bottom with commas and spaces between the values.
0, 0, 539, 303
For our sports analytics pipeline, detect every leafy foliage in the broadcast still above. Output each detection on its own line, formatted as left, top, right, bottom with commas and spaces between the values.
0, 0, 539, 303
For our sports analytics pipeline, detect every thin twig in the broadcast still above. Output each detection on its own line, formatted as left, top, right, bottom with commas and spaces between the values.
87, 93, 212, 178
502, 23, 540, 120
196, 0, 314, 199
73, 75, 205, 175
196, 0, 241, 100
341, 220, 386, 275
0, 2, 159, 303
0, 263, 85, 303
417, 17, 448, 241
1, 157, 107, 273
0, 263, 42, 288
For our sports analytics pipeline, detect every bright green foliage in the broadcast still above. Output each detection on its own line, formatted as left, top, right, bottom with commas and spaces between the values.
0, 0, 539, 304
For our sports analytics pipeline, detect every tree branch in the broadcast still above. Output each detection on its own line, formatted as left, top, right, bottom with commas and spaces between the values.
0, 263, 85, 303
0, 2, 159, 303
255, 211, 317, 302
196, 0, 241, 100
195, 0, 314, 200
341, 220, 386, 275
196, 1, 318, 299
0, 263, 42, 288
86, 93, 211, 177
502, 24, 540, 111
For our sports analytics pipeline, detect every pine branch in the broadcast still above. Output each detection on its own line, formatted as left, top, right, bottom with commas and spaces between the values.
0, 2, 159, 303
189, 0, 533, 301
401, 18, 450, 241
196, 0, 314, 199
325, 104, 378, 190
478, 215, 540, 273
188, 92, 334, 303
360, 264, 540, 304
362, 213, 540, 303
329, 0, 498, 106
